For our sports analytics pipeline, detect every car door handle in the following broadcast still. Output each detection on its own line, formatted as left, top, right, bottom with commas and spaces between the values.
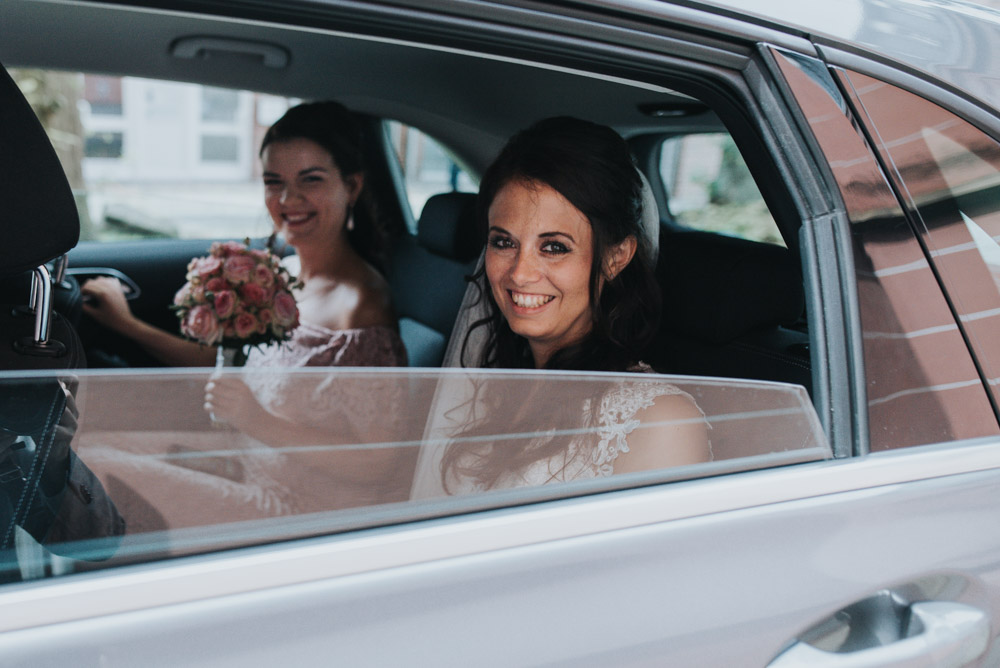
768, 601, 990, 668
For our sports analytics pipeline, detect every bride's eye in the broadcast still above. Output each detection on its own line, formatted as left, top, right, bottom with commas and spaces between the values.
488, 235, 515, 250
541, 241, 569, 254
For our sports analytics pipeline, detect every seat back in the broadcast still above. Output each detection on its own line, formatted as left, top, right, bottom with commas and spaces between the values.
0, 62, 94, 566
0, 63, 83, 369
388, 192, 479, 367
648, 229, 811, 392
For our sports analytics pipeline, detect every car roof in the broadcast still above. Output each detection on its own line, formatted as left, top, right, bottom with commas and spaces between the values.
692, 0, 1000, 114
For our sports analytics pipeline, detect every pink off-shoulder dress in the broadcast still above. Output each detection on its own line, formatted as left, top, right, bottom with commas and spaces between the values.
244, 322, 408, 369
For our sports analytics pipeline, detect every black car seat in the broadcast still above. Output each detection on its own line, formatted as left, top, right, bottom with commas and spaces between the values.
648, 229, 812, 393
0, 63, 123, 579
388, 192, 480, 367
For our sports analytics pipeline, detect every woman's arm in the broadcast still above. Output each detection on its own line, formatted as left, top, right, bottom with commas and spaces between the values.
204, 376, 329, 445
612, 392, 711, 474
81, 277, 216, 367
204, 376, 405, 484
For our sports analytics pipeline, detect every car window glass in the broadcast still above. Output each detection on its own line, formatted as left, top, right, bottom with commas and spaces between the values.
767, 49, 1000, 451
10, 68, 298, 242
841, 69, 1000, 423
659, 133, 784, 246
385, 120, 477, 233
0, 368, 828, 583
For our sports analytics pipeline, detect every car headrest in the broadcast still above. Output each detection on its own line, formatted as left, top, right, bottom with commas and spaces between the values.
0, 64, 80, 277
659, 231, 804, 344
417, 192, 480, 263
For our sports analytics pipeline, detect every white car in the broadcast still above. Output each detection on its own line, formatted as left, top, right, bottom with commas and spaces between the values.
2, 0, 1000, 665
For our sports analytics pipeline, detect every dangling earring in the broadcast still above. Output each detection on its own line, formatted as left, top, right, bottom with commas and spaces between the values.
345, 204, 355, 232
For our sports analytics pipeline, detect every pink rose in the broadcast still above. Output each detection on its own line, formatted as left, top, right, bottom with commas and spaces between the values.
239, 282, 267, 307
173, 284, 191, 306
213, 290, 236, 319
183, 304, 220, 345
205, 277, 229, 293
258, 308, 273, 325
190, 256, 223, 279
273, 291, 298, 327
234, 312, 259, 339
252, 264, 275, 289
223, 255, 256, 284
190, 285, 206, 304
222, 241, 246, 255
211, 241, 245, 258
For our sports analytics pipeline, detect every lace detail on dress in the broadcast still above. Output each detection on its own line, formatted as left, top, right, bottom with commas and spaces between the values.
591, 380, 689, 477
245, 322, 407, 369
243, 322, 407, 431
446, 366, 702, 493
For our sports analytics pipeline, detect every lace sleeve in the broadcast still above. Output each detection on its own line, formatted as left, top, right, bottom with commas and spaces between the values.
590, 380, 699, 477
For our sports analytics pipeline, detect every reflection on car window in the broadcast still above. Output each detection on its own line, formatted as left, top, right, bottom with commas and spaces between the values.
659, 133, 783, 246
10, 68, 298, 242
843, 69, 1000, 428
384, 120, 477, 233
0, 368, 827, 582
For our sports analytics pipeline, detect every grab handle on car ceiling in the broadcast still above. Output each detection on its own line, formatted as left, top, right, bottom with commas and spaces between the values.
768, 601, 989, 668
170, 36, 289, 69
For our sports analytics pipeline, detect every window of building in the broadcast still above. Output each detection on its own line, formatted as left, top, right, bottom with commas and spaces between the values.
201, 87, 240, 122
84, 131, 123, 159
84, 75, 122, 116
200, 134, 239, 162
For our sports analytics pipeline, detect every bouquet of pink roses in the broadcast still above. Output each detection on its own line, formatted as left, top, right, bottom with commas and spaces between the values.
172, 240, 300, 356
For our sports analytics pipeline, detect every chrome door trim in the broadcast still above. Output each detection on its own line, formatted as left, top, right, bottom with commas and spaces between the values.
3, 437, 1000, 633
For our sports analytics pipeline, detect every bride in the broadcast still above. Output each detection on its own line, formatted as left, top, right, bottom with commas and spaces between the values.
437, 116, 711, 494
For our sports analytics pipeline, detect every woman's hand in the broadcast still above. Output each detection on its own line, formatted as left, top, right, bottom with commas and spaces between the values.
204, 376, 263, 431
81, 277, 138, 335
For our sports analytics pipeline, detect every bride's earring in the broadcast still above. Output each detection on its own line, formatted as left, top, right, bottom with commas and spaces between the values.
345, 204, 355, 231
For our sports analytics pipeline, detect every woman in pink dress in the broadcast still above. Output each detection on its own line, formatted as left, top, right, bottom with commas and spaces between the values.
75, 104, 411, 536
81, 101, 406, 372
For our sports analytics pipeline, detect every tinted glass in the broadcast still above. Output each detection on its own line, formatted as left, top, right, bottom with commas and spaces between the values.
769, 50, 998, 450
841, 69, 1000, 423
0, 368, 827, 582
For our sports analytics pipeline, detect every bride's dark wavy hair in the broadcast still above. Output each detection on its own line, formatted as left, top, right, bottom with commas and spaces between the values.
461, 116, 660, 371
260, 101, 388, 273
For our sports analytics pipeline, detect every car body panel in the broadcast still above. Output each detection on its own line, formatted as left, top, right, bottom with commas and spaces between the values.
702, 0, 1000, 115
2, 442, 1000, 666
